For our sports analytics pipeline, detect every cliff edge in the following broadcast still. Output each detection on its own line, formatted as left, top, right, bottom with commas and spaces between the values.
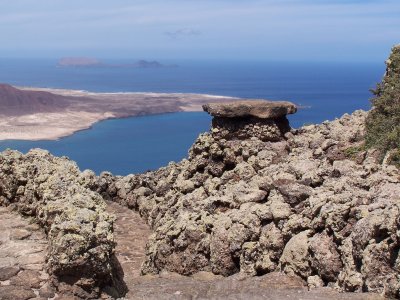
95, 100, 400, 298
1, 91, 399, 299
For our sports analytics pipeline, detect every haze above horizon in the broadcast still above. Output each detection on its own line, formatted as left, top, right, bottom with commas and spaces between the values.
1, 0, 399, 62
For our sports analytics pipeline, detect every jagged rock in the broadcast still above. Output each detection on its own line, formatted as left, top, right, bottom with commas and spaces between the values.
210, 116, 292, 142
93, 108, 400, 298
0, 149, 118, 298
2, 99, 399, 299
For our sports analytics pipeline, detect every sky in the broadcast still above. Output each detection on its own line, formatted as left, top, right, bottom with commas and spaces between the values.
1, 0, 399, 61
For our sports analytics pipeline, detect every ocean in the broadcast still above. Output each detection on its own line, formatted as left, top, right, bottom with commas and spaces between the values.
0, 59, 383, 175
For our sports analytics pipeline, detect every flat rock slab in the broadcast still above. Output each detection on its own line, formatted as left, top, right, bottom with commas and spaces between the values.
0, 206, 51, 300
106, 201, 152, 282
126, 272, 385, 300
203, 100, 297, 119
0, 285, 36, 300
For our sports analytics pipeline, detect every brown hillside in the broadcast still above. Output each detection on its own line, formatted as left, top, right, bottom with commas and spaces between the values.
0, 84, 70, 116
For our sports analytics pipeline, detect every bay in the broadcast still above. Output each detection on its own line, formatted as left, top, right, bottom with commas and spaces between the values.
0, 112, 211, 175
0, 59, 384, 174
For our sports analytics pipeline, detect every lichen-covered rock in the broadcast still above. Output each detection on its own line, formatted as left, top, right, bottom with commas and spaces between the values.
279, 230, 311, 278
95, 108, 400, 298
0, 149, 118, 298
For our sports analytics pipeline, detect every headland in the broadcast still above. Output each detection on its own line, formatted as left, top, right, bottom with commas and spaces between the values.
0, 84, 241, 141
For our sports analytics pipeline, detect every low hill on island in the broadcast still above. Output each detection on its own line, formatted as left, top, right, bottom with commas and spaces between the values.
0, 84, 236, 140
0, 84, 70, 116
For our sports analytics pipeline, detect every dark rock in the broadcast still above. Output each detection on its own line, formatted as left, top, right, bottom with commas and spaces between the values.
273, 179, 313, 206
38, 282, 56, 298
0, 285, 36, 300
203, 100, 297, 119
10, 270, 42, 289
211, 116, 292, 142
309, 233, 342, 282
0, 266, 20, 281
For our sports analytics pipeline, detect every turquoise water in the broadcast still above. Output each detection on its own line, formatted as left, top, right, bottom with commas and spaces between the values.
0, 112, 211, 175
0, 59, 384, 174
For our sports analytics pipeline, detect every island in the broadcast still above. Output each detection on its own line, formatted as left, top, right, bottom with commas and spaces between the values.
57, 57, 177, 68
0, 84, 242, 141
57, 57, 102, 67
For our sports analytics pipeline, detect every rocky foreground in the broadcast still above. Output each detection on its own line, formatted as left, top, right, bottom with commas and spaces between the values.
0, 100, 399, 299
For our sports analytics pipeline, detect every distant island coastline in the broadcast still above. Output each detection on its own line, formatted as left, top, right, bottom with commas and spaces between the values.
0, 84, 238, 141
57, 57, 178, 68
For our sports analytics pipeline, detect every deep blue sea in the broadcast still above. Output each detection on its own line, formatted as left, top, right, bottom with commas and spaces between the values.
0, 59, 384, 175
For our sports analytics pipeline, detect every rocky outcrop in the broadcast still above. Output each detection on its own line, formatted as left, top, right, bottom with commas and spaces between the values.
95, 102, 400, 298
203, 100, 296, 142
1, 98, 399, 298
0, 149, 122, 299
202, 100, 297, 119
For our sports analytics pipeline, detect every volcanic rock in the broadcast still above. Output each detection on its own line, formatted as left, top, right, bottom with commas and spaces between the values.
0, 149, 119, 298
1, 98, 400, 299
93, 108, 400, 298
202, 100, 297, 119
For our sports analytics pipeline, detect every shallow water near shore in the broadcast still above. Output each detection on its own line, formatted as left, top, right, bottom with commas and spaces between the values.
0, 110, 317, 175
0, 59, 383, 174
0, 112, 213, 175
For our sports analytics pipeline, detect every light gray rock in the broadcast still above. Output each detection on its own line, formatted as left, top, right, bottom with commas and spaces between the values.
0, 149, 119, 298
3, 104, 398, 299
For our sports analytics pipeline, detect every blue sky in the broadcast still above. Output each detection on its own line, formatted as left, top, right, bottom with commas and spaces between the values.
1, 0, 399, 61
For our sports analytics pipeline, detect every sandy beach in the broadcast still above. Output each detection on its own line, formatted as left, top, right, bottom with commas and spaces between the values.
0, 86, 237, 141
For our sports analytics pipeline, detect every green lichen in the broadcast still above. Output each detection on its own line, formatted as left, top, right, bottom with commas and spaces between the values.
344, 144, 366, 160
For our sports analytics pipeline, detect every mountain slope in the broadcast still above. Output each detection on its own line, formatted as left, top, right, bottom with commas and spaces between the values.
0, 83, 70, 116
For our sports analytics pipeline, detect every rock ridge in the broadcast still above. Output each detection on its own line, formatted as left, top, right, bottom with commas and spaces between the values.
92, 105, 400, 299
1, 99, 400, 299
0, 149, 124, 299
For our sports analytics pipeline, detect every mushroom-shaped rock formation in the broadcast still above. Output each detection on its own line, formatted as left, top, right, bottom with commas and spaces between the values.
202, 100, 297, 119
203, 100, 297, 142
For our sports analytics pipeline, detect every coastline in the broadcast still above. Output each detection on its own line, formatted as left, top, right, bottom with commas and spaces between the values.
17, 86, 238, 100
0, 86, 239, 141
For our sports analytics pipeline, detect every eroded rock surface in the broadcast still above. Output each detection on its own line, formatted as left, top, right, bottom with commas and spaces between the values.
95, 106, 400, 298
202, 100, 297, 119
0, 150, 118, 299
1, 99, 399, 299
106, 201, 386, 300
